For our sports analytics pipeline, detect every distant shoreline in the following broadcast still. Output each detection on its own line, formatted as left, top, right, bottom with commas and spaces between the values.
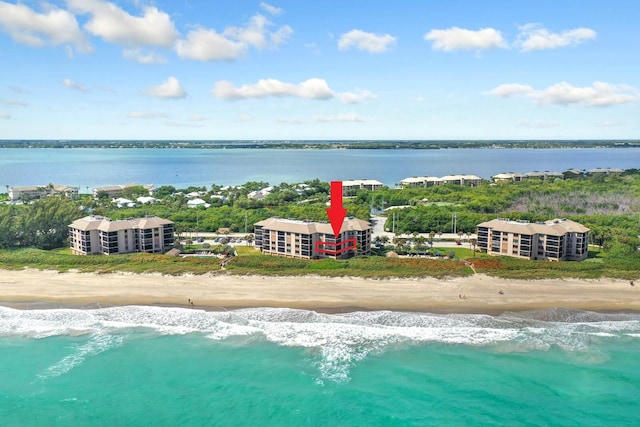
0, 140, 639, 150
2, 269, 639, 314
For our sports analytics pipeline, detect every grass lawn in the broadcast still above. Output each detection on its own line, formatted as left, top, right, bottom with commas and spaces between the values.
234, 245, 261, 256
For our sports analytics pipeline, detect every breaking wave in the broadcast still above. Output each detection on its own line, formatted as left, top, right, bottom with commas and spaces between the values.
2, 306, 639, 382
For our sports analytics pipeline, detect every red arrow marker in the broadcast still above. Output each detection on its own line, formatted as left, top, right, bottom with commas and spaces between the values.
326, 181, 347, 238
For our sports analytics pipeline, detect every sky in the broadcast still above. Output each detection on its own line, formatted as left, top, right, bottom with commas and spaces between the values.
0, 0, 638, 140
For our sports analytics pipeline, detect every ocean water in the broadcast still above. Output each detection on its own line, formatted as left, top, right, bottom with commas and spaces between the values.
2, 147, 639, 189
2, 305, 639, 426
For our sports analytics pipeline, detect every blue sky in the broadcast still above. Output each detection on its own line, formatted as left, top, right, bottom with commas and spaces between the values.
0, 0, 638, 140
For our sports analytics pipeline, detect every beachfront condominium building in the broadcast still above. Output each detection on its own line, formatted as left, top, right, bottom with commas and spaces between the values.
400, 175, 482, 188
476, 218, 589, 261
69, 215, 174, 255
342, 179, 384, 196
254, 217, 371, 259
8, 184, 79, 201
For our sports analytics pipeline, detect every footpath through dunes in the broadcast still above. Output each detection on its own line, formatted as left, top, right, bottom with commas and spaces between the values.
1, 269, 639, 314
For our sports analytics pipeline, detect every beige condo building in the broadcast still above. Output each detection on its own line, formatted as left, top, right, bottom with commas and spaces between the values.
254, 217, 371, 259
69, 215, 174, 255
9, 184, 79, 201
476, 218, 590, 261
342, 179, 384, 195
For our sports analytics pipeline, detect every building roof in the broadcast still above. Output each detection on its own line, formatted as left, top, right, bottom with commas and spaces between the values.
477, 218, 590, 236
587, 167, 624, 174
342, 179, 383, 187
69, 215, 173, 232
10, 184, 78, 192
68, 215, 110, 231
255, 217, 370, 235
492, 173, 515, 180
400, 177, 427, 184
440, 174, 482, 182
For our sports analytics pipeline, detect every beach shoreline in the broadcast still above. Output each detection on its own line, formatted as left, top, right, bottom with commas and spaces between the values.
1, 268, 639, 314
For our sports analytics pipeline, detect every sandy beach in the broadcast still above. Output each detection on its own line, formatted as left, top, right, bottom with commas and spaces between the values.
1, 268, 638, 313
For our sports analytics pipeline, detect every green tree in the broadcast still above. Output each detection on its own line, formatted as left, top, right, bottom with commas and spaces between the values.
19, 197, 83, 249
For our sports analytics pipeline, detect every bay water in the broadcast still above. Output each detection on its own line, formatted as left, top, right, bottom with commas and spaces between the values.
2, 147, 639, 189
2, 304, 639, 426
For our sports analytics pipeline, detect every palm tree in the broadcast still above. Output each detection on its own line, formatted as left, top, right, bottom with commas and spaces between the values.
380, 235, 390, 245
414, 235, 427, 252
469, 238, 478, 256
393, 237, 407, 253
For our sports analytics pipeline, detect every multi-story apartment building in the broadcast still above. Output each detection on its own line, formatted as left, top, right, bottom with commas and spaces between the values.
8, 184, 79, 201
342, 179, 384, 195
69, 215, 174, 255
254, 217, 371, 259
400, 175, 482, 188
491, 173, 526, 183
399, 176, 442, 188
476, 218, 589, 261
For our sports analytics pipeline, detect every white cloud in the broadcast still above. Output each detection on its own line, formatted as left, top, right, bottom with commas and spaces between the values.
516, 120, 559, 129
0, 111, 11, 119
238, 114, 253, 122
223, 13, 292, 49
533, 82, 638, 107
595, 121, 624, 128
424, 27, 507, 51
338, 29, 397, 53
69, 0, 178, 47
176, 12, 292, 61
63, 78, 88, 92
212, 78, 335, 100
96, 85, 115, 93
127, 111, 167, 119
260, 2, 283, 16
270, 24, 293, 45
191, 114, 206, 122
315, 113, 364, 123
487, 83, 534, 97
339, 90, 377, 104
3, 99, 28, 107
145, 77, 186, 99
0, 1, 91, 53
176, 28, 247, 61
166, 121, 204, 128
516, 24, 596, 51
277, 117, 303, 124
123, 48, 166, 64
9, 86, 27, 93
489, 81, 639, 107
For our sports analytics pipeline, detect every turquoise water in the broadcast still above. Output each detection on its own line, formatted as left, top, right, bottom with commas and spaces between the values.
2, 306, 640, 426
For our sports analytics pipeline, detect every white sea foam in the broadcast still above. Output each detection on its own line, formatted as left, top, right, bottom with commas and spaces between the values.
3, 306, 640, 382
37, 332, 124, 380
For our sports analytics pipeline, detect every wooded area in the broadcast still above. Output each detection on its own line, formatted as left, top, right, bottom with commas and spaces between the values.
1, 173, 639, 259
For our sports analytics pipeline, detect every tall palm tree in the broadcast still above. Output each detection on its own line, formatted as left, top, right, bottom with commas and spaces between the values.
469, 238, 478, 256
